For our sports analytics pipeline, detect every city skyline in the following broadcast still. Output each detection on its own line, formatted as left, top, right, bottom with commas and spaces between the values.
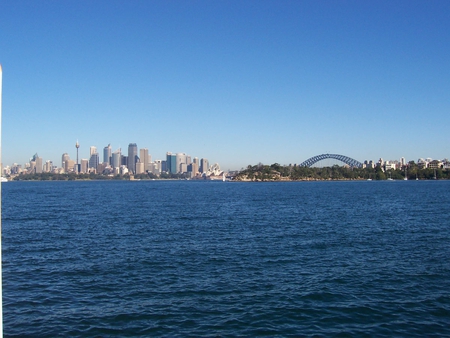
3, 137, 448, 174
1, 2, 449, 169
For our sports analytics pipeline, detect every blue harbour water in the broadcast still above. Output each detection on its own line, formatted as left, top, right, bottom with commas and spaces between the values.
2, 180, 450, 337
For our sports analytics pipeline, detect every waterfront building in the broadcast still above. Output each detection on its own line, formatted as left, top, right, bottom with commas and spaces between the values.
128, 143, 138, 174
428, 160, 443, 169
417, 158, 428, 169
140, 148, 149, 173
120, 165, 129, 176
104, 144, 112, 165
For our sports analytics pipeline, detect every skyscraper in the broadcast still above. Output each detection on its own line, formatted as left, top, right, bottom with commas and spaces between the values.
104, 144, 112, 164
31, 153, 43, 173
112, 149, 121, 169
81, 159, 89, 173
176, 153, 187, 173
61, 153, 70, 168
166, 152, 177, 174
90, 146, 97, 157
200, 158, 209, 174
89, 147, 99, 171
89, 153, 99, 171
140, 148, 149, 173
128, 143, 138, 174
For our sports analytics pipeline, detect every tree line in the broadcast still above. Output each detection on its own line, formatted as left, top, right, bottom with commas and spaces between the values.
233, 163, 450, 181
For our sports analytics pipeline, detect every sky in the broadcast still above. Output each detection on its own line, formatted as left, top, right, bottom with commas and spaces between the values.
1, 0, 449, 170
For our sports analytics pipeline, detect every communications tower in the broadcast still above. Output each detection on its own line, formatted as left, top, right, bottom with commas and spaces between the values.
75, 140, 80, 173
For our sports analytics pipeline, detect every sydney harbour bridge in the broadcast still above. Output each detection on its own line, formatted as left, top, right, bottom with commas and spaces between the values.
299, 154, 363, 168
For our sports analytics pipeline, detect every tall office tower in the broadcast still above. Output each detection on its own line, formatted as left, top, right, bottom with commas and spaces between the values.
104, 144, 112, 164
61, 153, 70, 168
176, 153, 187, 173
89, 152, 99, 170
81, 159, 89, 173
128, 143, 138, 174
166, 152, 177, 174
200, 158, 209, 173
31, 153, 43, 173
140, 148, 149, 173
90, 146, 97, 157
190, 161, 199, 176
112, 149, 121, 169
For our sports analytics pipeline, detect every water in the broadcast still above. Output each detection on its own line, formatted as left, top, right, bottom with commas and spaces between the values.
2, 180, 450, 337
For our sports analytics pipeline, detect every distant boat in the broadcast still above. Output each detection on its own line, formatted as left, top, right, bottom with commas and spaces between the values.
1, 176, 8, 182
387, 171, 393, 181
434, 169, 437, 180
404, 167, 408, 180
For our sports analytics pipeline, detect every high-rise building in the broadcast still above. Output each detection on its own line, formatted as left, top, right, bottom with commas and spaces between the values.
89, 152, 99, 170
104, 144, 112, 164
31, 153, 43, 173
61, 153, 70, 168
128, 143, 138, 174
136, 162, 145, 174
176, 153, 187, 173
112, 149, 121, 169
81, 159, 89, 173
189, 161, 199, 177
64, 159, 75, 173
140, 148, 149, 173
166, 152, 177, 174
90, 146, 97, 157
200, 158, 209, 173
43, 160, 53, 173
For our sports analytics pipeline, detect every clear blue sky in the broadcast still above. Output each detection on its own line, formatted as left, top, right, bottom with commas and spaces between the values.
1, 0, 449, 170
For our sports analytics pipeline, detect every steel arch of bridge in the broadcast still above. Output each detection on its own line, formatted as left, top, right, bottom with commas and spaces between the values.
299, 154, 363, 168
